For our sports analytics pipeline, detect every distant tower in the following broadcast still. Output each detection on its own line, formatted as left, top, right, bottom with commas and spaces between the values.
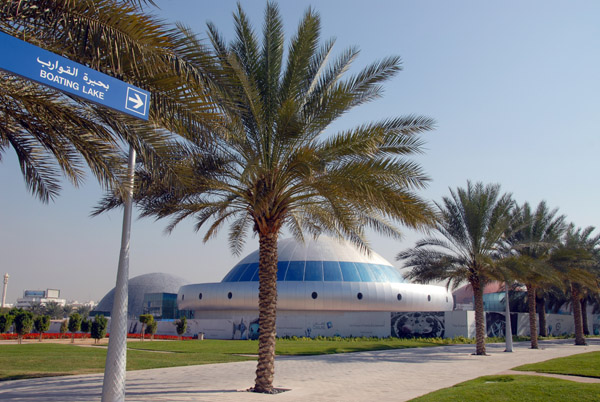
1, 273, 8, 308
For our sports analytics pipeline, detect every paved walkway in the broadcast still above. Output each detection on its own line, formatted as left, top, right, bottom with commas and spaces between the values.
0, 339, 599, 401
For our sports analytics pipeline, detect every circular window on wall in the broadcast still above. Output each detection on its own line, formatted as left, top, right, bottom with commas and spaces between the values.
311, 292, 318, 299
227, 292, 233, 299
357, 292, 363, 300
397, 293, 402, 301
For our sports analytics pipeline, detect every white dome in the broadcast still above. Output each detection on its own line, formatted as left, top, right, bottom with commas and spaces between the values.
221, 236, 404, 283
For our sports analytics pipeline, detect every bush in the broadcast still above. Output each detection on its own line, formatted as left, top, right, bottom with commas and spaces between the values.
174, 317, 187, 339
80, 318, 92, 335
146, 320, 158, 341
91, 315, 108, 344
138, 314, 154, 341
0, 313, 14, 333
68, 313, 82, 343
33, 315, 51, 342
14, 311, 34, 344
59, 320, 68, 339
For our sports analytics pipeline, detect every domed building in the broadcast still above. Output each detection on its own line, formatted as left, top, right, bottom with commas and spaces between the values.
94, 272, 190, 319
179, 237, 453, 339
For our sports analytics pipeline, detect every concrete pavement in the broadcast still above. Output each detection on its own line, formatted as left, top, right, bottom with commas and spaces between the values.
0, 339, 599, 401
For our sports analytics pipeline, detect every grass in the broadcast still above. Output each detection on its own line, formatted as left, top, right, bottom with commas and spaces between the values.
409, 375, 600, 402
0, 337, 447, 381
514, 351, 600, 378
410, 352, 600, 401
126, 337, 442, 356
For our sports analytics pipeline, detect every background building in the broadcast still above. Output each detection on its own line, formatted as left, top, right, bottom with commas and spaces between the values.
93, 272, 189, 318
15, 289, 66, 309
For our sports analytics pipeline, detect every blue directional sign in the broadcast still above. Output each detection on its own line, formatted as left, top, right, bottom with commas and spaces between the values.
0, 31, 150, 120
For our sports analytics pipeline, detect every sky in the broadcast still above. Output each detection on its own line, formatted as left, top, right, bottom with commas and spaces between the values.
1, 0, 599, 305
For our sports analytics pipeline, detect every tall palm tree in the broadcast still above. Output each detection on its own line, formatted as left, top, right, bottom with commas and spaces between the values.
501, 201, 566, 348
0, 0, 219, 201
550, 224, 600, 345
398, 181, 514, 355
44, 301, 64, 319
97, 2, 436, 392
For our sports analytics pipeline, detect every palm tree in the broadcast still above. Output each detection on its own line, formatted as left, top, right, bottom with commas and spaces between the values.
0, 0, 220, 202
97, 2, 436, 392
44, 301, 64, 319
28, 301, 47, 316
550, 224, 600, 345
501, 201, 566, 348
398, 181, 514, 355
2, 3, 219, 400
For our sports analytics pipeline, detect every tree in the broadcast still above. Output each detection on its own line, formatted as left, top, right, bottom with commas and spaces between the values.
80, 318, 92, 338
62, 305, 74, 317
0, 0, 220, 203
33, 315, 51, 342
14, 311, 34, 344
68, 313, 82, 343
146, 320, 158, 341
44, 302, 64, 319
96, 2, 436, 392
0, 313, 14, 333
28, 302, 46, 316
501, 201, 566, 348
174, 316, 187, 340
550, 225, 600, 345
59, 319, 68, 339
91, 315, 108, 344
138, 314, 154, 341
76, 305, 92, 319
398, 181, 514, 355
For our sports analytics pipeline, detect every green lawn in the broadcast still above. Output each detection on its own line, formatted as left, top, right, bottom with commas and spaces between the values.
409, 375, 600, 402
410, 352, 600, 401
0, 337, 441, 381
126, 337, 440, 355
514, 351, 600, 378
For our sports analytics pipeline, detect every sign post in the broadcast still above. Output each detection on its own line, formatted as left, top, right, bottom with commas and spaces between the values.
0, 31, 149, 401
0, 31, 150, 119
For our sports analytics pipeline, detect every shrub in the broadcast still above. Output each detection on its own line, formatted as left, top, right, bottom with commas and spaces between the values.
68, 313, 82, 343
33, 315, 51, 342
14, 311, 34, 344
0, 313, 14, 333
91, 315, 108, 344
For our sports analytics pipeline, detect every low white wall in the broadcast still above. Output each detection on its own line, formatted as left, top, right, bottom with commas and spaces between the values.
42, 312, 600, 340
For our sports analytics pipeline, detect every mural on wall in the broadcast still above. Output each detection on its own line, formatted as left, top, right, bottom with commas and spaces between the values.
485, 312, 518, 337
231, 317, 259, 340
391, 312, 445, 338
593, 315, 600, 336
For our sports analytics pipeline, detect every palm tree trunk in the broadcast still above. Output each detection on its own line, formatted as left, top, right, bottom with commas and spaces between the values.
253, 232, 279, 393
526, 285, 538, 349
571, 284, 586, 345
472, 279, 486, 355
581, 300, 589, 336
537, 295, 548, 337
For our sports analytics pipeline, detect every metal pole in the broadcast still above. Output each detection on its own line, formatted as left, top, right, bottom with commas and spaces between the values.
504, 281, 513, 352
102, 145, 136, 402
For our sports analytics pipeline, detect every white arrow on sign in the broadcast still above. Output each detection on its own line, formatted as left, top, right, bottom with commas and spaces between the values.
128, 93, 144, 109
